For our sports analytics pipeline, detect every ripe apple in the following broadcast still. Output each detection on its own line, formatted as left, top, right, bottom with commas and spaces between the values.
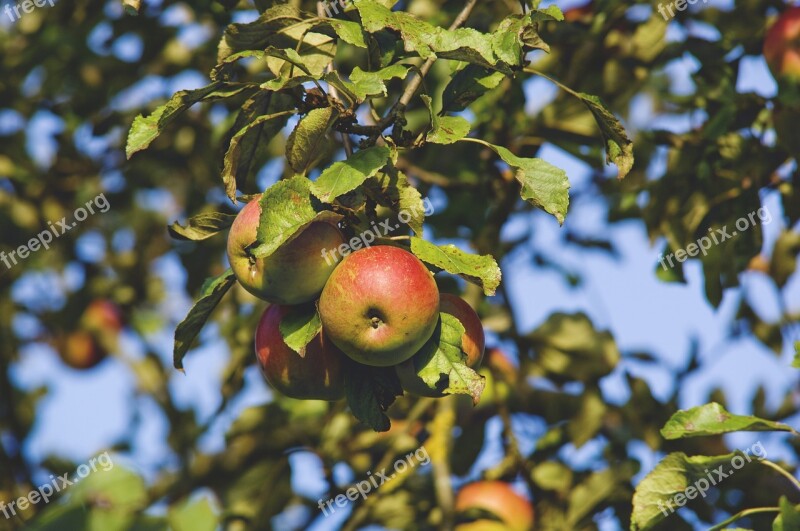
255, 304, 345, 401
455, 481, 534, 531
60, 331, 107, 370
81, 300, 123, 333
764, 6, 800, 83
396, 293, 485, 397
227, 195, 345, 304
318, 245, 439, 367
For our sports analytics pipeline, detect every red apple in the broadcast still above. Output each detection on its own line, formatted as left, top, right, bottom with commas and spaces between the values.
81, 300, 123, 333
455, 481, 535, 531
764, 6, 800, 83
396, 293, 485, 397
60, 331, 106, 370
318, 245, 439, 366
227, 195, 345, 304
255, 305, 345, 401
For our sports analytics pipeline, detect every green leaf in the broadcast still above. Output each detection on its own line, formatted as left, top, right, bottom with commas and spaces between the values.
631, 452, 747, 530
773, 496, 800, 531
221, 91, 295, 200
286, 107, 337, 175
311, 146, 392, 203
413, 313, 486, 404
492, 15, 532, 66
527, 313, 620, 382
421, 95, 470, 145
349, 64, 410, 100
174, 270, 236, 371
325, 19, 368, 48
442, 64, 506, 113
217, 5, 307, 62
168, 497, 218, 531
530, 5, 565, 22
578, 93, 634, 179
568, 464, 635, 525
490, 143, 570, 224
127, 82, 248, 158
252, 176, 343, 259
278, 303, 322, 356
222, 108, 297, 201
661, 402, 798, 439
793, 342, 800, 369
410, 237, 501, 296
168, 212, 236, 241
211, 49, 266, 80
343, 358, 403, 432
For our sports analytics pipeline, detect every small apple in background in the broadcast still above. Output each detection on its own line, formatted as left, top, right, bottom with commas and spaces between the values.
318, 245, 439, 367
81, 299, 123, 333
60, 330, 106, 370
455, 481, 535, 531
227, 195, 345, 304
764, 6, 800, 83
255, 305, 345, 401
396, 293, 485, 396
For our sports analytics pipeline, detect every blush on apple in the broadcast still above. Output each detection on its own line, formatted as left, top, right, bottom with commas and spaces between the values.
255, 304, 345, 401
227, 195, 345, 304
455, 481, 534, 531
318, 245, 440, 367
764, 6, 800, 83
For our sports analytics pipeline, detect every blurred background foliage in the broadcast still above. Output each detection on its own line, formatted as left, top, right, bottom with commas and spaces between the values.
0, 0, 798, 529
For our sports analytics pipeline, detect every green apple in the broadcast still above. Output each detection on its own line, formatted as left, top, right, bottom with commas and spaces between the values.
227, 195, 345, 304
318, 245, 439, 367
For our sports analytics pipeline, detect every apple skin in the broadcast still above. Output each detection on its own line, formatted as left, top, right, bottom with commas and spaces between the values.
396, 293, 485, 397
764, 6, 800, 83
318, 245, 439, 367
60, 331, 106, 370
227, 196, 345, 304
254, 305, 345, 401
455, 481, 534, 531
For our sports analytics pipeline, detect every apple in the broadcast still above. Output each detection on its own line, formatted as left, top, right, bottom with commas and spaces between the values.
60, 331, 106, 370
81, 300, 123, 333
396, 293, 485, 397
455, 481, 534, 531
764, 6, 800, 83
227, 195, 345, 304
255, 304, 345, 401
318, 245, 439, 367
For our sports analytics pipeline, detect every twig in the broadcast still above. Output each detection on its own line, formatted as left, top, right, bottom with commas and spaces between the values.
707, 507, 780, 531
760, 459, 800, 492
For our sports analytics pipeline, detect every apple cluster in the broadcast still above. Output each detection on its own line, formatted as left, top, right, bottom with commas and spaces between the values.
226, 195, 485, 401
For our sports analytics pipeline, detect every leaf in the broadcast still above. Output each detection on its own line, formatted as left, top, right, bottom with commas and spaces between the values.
344, 358, 403, 432
174, 270, 236, 371
527, 313, 620, 382
793, 342, 800, 369
492, 14, 532, 66
168, 212, 236, 241
442, 64, 506, 113
278, 303, 322, 356
413, 313, 486, 404
217, 5, 306, 62
661, 402, 797, 439
490, 143, 570, 224
286, 107, 337, 174
325, 19, 368, 48
410, 237, 501, 296
578, 93, 634, 179
221, 91, 295, 200
349, 64, 410, 100
127, 82, 247, 158
311, 146, 392, 203
168, 497, 218, 531
773, 496, 800, 531
252, 176, 343, 259
421, 95, 470, 144
568, 464, 635, 525
631, 452, 747, 530
222, 108, 297, 201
